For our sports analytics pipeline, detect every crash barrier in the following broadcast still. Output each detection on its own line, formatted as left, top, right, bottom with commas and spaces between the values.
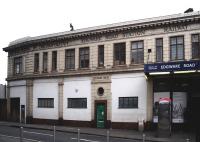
20, 126, 56, 142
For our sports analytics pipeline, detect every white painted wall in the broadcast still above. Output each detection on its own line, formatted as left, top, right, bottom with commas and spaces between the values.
63, 77, 91, 121
111, 73, 147, 122
33, 79, 58, 120
9, 80, 26, 123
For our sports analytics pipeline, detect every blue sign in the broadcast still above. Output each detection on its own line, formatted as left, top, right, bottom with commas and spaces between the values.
144, 60, 200, 73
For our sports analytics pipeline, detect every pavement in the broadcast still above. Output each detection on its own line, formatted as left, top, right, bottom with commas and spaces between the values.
0, 121, 195, 142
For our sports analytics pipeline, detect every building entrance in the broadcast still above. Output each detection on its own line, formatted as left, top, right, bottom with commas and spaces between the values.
0, 99, 7, 121
10, 98, 20, 122
95, 101, 107, 128
152, 74, 200, 132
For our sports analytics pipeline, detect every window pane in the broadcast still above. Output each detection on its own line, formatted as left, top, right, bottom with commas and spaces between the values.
131, 41, 144, 64
68, 98, 87, 108
14, 57, 23, 74
114, 43, 126, 65
79, 47, 89, 68
170, 37, 176, 45
119, 97, 138, 108
65, 49, 75, 69
177, 37, 184, 44
38, 98, 54, 108
177, 45, 184, 59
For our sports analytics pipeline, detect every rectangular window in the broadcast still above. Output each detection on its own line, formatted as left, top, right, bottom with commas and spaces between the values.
156, 38, 163, 62
34, 53, 39, 72
14, 56, 23, 74
192, 34, 200, 59
68, 98, 87, 108
52, 51, 57, 71
98, 45, 104, 67
79, 47, 89, 68
38, 98, 54, 108
131, 41, 144, 64
43, 52, 48, 72
119, 97, 138, 108
114, 42, 126, 65
170, 36, 184, 60
65, 49, 75, 69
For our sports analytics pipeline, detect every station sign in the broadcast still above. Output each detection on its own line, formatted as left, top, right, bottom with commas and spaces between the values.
144, 60, 200, 73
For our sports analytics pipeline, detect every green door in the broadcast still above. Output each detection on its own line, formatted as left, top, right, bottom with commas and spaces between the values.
96, 104, 105, 128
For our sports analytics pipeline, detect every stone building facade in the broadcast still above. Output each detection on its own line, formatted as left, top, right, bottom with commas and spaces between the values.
3, 11, 200, 130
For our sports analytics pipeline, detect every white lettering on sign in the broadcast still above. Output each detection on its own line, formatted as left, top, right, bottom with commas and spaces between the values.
161, 64, 180, 69
183, 63, 196, 68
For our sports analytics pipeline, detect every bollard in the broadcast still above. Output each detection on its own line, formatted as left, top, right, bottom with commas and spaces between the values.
77, 129, 80, 142
107, 130, 110, 142
53, 125, 56, 142
142, 133, 146, 142
20, 127, 23, 142
186, 138, 190, 142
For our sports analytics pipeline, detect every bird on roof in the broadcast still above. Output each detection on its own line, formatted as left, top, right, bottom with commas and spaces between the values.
70, 23, 74, 31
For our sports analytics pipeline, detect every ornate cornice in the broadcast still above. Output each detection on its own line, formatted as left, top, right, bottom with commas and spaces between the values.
3, 12, 200, 53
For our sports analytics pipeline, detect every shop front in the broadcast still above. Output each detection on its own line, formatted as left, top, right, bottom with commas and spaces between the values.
145, 60, 200, 132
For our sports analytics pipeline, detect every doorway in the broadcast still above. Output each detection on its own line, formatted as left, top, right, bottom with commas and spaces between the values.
0, 99, 7, 120
10, 98, 20, 122
95, 100, 107, 128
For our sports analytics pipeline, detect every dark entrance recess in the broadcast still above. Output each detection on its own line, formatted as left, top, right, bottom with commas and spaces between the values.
10, 98, 20, 122
152, 74, 200, 132
0, 99, 7, 121
95, 100, 107, 128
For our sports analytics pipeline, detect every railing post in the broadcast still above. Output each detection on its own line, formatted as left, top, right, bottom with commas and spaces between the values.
53, 125, 56, 142
142, 133, 146, 142
107, 130, 110, 142
20, 127, 23, 142
77, 128, 80, 142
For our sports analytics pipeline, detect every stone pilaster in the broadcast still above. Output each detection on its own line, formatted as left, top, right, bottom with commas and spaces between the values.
26, 79, 33, 123
6, 84, 10, 121
58, 79, 64, 121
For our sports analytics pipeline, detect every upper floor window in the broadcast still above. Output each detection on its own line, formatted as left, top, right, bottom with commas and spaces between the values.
52, 51, 57, 71
98, 45, 104, 67
114, 42, 126, 65
43, 52, 48, 72
65, 49, 75, 70
131, 41, 144, 64
156, 38, 163, 62
192, 34, 200, 59
170, 36, 184, 60
14, 56, 23, 74
79, 47, 89, 68
34, 53, 39, 72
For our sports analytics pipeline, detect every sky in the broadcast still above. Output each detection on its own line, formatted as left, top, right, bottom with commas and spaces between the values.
0, 0, 200, 84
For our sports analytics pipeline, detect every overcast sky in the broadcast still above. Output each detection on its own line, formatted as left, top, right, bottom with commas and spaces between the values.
0, 0, 200, 84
